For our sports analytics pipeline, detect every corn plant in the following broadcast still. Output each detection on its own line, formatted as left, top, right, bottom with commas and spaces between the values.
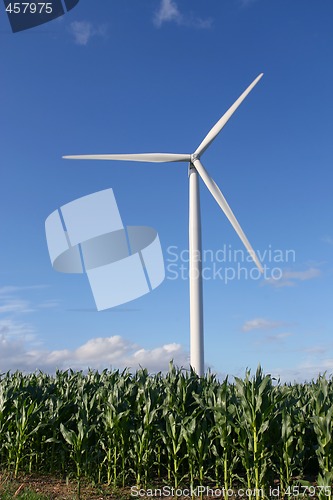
1, 364, 333, 492
182, 410, 212, 495
0, 374, 11, 465
316, 471, 333, 500
159, 411, 186, 487
233, 367, 280, 499
310, 375, 333, 478
7, 395, 42, 477
159, 365, 197, 487
206, 378, 238, 494
98, 370, 132, 486
128, 369, 161, 487
60, 391, 97, 496
290, 381, 315, 476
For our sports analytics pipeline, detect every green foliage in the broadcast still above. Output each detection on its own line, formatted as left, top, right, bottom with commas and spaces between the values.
0, 489, 50, 500
232, 367, 282, 498
0, 364, 332, 493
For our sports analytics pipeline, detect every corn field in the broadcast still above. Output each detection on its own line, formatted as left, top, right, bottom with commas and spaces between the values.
0, 365, 333, 497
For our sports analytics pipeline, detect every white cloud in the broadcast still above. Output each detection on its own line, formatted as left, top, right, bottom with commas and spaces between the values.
0, 285, 59, 315
239, 0, 259, 6
272, 358, 333, 384
130, 343, 185, 372
303, 345, 329, 355
0, 299, 34, 314
322, 235, 333, 246
154, 0, 181, 26
0, 285, 47, 297
0, 318, 35, 338
266, 332, 292, 342
75, 335, 131, 362
153, 0, 212, 29
69, 21, 107, 46
0, 314, 330, 384
0, 285, 188, 373
284, 268, 321, 281
264, 266, 321, 288
0, 329, 189, 374
242, 318, 283, 332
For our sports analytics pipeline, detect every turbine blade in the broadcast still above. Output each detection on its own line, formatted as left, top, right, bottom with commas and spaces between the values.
193, 159, 263, 273
63, 153, 191, 163
194, 73, 263, 157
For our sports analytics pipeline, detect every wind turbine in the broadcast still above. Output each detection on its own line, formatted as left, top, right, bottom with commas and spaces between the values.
64, 73, 264, 377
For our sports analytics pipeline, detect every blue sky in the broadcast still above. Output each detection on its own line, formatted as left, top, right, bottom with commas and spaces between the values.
1, 0, 332, 382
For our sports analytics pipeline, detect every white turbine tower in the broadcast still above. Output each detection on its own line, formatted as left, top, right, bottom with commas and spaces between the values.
64, 73, 264, 377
